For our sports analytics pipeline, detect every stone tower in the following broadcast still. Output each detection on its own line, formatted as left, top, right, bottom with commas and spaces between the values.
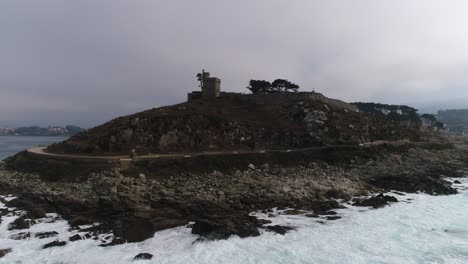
197, 70, 221, 99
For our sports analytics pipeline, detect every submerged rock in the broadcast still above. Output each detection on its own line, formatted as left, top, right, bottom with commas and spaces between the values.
9, 232, 31, 240
43, 240, 67, 249
133, 253, 153, 261
35, 231, 59, 239
192, 218, 260, 240
69, 234, 83, 242
264, 225, 295, 235
8, 217, 35, 230
353, 194, 398, 209
0, 248, 12, 258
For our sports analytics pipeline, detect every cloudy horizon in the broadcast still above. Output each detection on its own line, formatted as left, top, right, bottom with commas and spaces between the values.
1, 1, 468, 128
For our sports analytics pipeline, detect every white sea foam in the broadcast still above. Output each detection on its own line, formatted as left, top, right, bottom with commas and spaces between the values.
0, 178, 467, 264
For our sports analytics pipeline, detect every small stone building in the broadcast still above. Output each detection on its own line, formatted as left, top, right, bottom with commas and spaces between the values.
188, 70, 221, 101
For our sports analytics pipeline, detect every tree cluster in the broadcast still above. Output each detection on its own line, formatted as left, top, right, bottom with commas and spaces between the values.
353, 102, 421, 126
247, 79, 300, 94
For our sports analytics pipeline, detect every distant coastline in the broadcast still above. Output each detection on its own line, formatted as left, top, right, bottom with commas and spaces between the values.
0, 125, 84, 137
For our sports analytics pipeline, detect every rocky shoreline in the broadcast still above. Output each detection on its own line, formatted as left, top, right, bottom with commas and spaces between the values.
0, 144, 467, 247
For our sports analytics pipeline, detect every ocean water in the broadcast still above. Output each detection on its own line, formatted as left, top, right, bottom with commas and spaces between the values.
0, 136, 68, 160
0, 138, 467, 263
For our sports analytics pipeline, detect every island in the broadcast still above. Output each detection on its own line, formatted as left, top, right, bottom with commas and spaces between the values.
0, 71, 467, 246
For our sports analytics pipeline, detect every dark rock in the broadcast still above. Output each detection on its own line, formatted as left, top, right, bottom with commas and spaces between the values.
9, 232, 31, 240
264, 225, 295, 235
305, 214, 319, 218
319, 211, 337, 216
325, 189, 351, 200
377, 193, 398, 202
326, 216, 342, 220
133, 253, 153, 261
8, 217, 35, 230
454, 180, 462, 184
112, 218, 155, 243
69, 234, 83, 242
192, 219, 260, 240
35, 231, 59, 239
26, 208, 47, 219
100, 237, 126, 247
282, 209, 305, 215
353, 194, 398, 209
43, 241, 67, 249
304, 200, 341, 213
0, 248, 12, 258
369, 174, 457, 195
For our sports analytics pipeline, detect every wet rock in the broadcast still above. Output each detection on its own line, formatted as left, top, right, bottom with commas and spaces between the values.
319, 211, 337, 216
283, 209, 305, 215
9, 232, 31, 240
69, 234, 83, 242
100, 237, 126, 247
0, 248, 12, 258
305, 200, 342, 213
8, 217, 35, 230
264, 225, 295, 235
112, 219, 155, 243
192, 219, 260, 240
43, 240, 67, 249
35, 231, 59, 239
305, 213, 319, 218
326, 216, 342, 221
369, 174, 457, 195
353, 194, 398, 209
133, 253, 153, 261
454, 180, 462, 184
248, 164, 256, 170
26, 208, 47, 219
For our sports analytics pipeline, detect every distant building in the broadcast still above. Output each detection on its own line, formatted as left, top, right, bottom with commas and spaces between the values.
188, 70, 221, 101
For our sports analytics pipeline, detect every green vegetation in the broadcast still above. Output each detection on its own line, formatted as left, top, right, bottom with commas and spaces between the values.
247, 79, 300, 94
353, 102, 421, 127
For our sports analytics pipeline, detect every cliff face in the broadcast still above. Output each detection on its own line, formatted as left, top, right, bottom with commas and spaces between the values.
47, 97, 422, 155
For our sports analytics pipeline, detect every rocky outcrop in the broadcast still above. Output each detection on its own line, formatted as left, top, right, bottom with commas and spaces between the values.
1, 144, 467, 244
46, 97, 422, 156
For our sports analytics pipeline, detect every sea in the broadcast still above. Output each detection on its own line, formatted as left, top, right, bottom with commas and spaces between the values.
0, 137, 467, 264
0, 136, 68, 160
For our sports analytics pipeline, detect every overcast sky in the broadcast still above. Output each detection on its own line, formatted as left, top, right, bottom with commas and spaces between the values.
1, 1, 468, 128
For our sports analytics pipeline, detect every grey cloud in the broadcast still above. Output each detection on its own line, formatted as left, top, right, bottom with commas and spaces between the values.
1, 1, 468, 127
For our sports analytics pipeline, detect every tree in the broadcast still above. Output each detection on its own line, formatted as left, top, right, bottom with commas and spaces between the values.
247, 80, 271, 94
271, 79, 300, 93
246, 79, 300, 93
434, 121, 445, 130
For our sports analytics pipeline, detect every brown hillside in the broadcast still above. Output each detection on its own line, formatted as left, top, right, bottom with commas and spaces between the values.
47, 96, 421, 155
